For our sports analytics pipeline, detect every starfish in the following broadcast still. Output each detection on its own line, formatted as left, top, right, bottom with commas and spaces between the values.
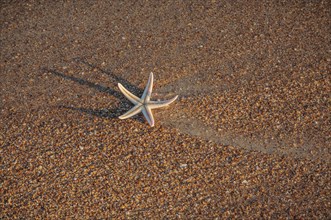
118, 72, 178, 127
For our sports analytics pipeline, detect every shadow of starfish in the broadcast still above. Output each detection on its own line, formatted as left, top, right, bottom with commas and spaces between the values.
58, 105, 119, 119
59, 105, 146, 123
42, 61, 145, 123
45, 68, 123, 99
74, 57, 144, 95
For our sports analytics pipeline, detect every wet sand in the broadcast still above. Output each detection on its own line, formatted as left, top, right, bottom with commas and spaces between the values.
1, 1, 330, 218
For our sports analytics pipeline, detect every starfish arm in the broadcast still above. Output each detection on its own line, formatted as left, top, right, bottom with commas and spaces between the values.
148, 95, 178, 109
118, 83, 141, 105
118, 104, 143, 119
142, 106, 155, 127
141, 72, 153, 102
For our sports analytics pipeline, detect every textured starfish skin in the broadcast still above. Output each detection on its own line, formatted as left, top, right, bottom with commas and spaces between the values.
118, 72, 178, 127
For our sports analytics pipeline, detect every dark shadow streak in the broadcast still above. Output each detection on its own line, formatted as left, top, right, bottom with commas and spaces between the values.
58, 105, 118, 119
45, 68, 124, 100
74, 57, 144, 95
58, 105, 145, 123
43, 65, 145, 124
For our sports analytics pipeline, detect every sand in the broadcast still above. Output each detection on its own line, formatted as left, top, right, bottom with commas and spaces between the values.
1, 1, 330, 219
